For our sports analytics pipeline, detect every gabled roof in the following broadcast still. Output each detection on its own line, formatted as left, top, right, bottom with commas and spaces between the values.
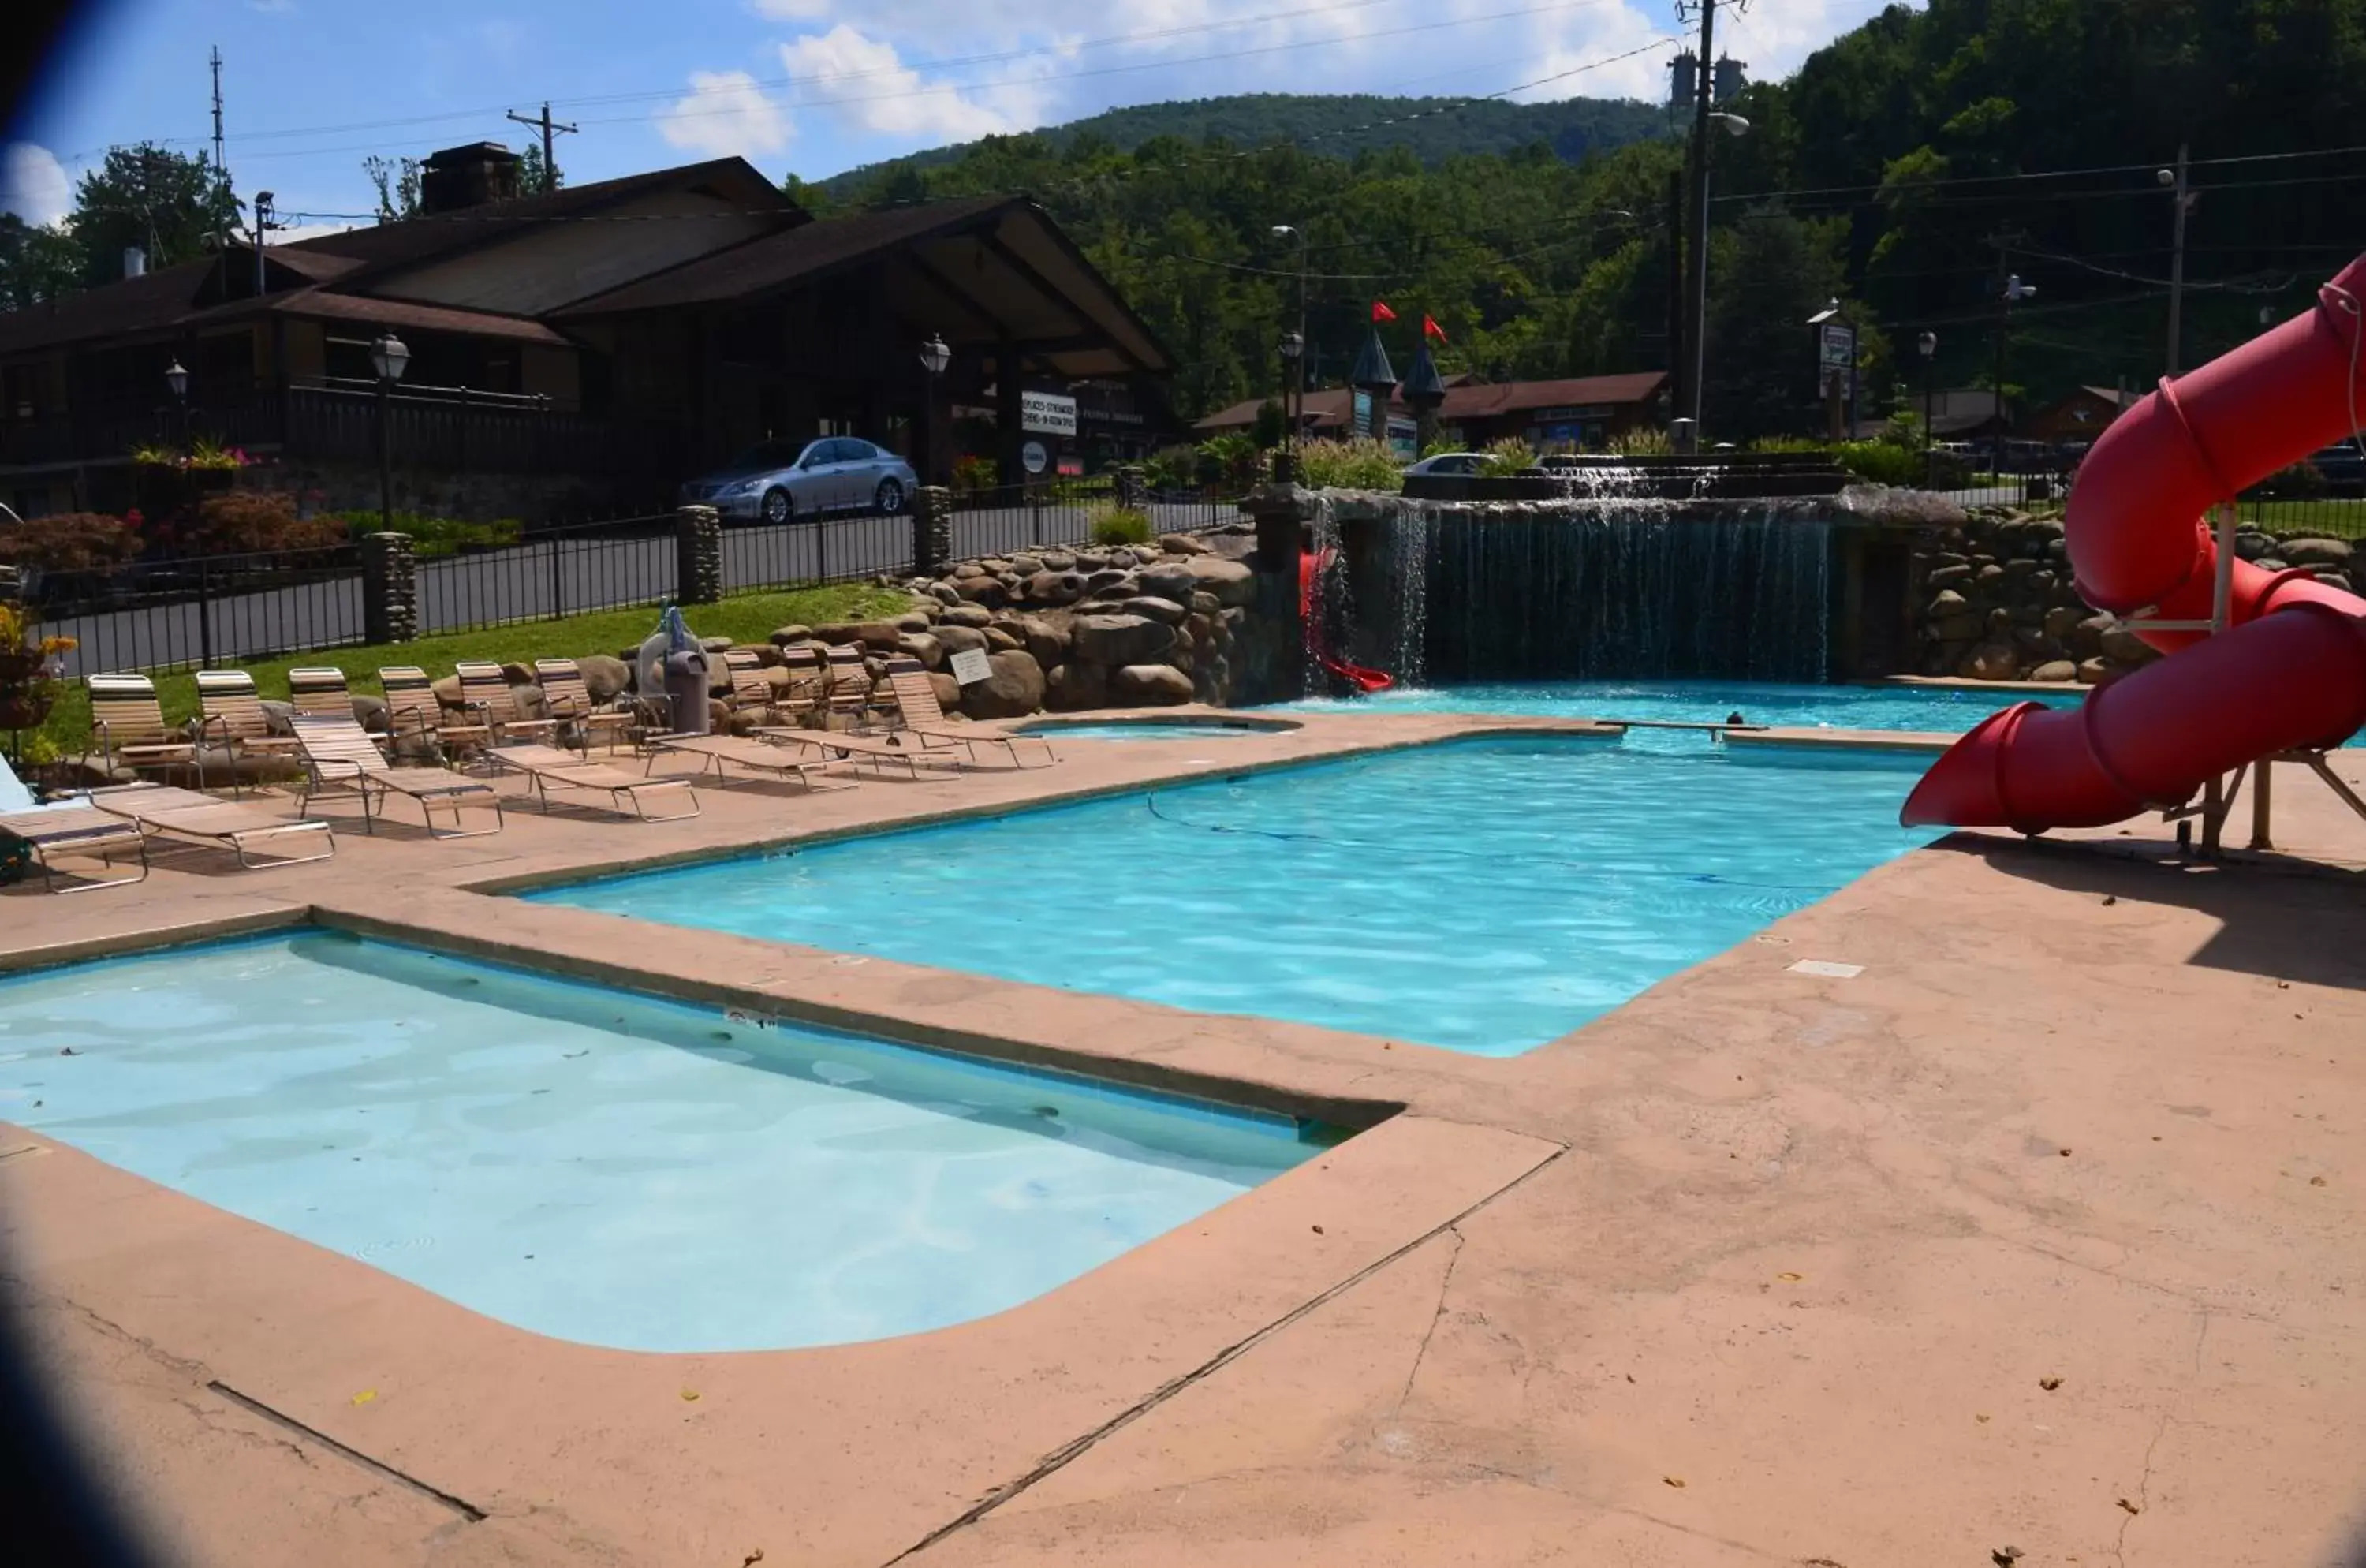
0, 257, 222, 356
1439, 371, 1666, 418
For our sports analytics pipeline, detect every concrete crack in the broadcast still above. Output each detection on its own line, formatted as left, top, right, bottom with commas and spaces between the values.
878, 1144, 1566, 1566
1393, 1226, 1465, 1416
2112, 1411, 2172, 1568
205, 1381, 487, 1522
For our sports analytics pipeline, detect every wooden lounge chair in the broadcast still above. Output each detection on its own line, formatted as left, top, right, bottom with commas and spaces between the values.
87, 672, 202, 785
532, 659, 635, 753
0, 803, 148, 891
196, 669, 304, 793
644, 732, 851, 792
378, 666, 488, 762
457, 660, 562, 745
88, 782, 334, 870
288, 666, 356, 720
774, 644, 826, 725
720, 649, 797, 727
291, 714, 503, 838
823, 644, 882, 726
488, 743, 700, 821
878, 656, 1055, 767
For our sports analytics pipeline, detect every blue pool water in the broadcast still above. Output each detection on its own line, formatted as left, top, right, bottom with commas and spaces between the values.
533, 736, 1942, 1056
0, 934, 1315, 1352
1030, 722, 1278, 741
1280, 679, 2083, 734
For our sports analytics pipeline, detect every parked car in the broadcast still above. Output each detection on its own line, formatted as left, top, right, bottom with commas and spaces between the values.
1404, 451, 1488, 477
2312, 443, 2366, 495
678, 437, 916, 523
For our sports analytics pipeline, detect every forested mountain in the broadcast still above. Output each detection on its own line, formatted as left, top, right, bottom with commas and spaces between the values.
816, 94, 1672, 196
819, 0, 2366, 438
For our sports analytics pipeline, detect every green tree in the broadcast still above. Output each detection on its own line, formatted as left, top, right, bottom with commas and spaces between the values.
517, 142, 562, 196
70, 143, 240, 284
361, 155, 421, 222
0, 213, 86, 311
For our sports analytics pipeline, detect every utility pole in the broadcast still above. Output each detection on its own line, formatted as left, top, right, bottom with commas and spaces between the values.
210, 47, 230, 253
1664, 167, 1685, 395
507, 103, 578, 193
2163, 143, 2195, 376
1679, 0, 1715, 447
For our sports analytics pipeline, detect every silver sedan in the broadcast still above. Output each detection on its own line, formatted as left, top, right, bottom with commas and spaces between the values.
679, 437, 918, 523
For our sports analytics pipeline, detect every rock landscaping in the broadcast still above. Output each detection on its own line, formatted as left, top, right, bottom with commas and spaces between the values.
1912, 506, 2357, 684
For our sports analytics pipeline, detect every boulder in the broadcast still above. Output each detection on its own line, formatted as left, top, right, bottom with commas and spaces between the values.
1073, 549, 1110, 569
2100, 626, 2152, 663
431, 674, 465, 711
1159, 532, 1214, 555
1924, 562, 1974, 590
931, 623, 988, 655
741, 642, 784, 668
1008, 554, 1046, 577
259, 698, 297, 737
1926, 589, 1970, 619
1190, 591, 1221, 616
2029, 659, 2078, 683
939, 603, 994, 629
984, 626, 1024, 653
896, 631, 945, 670
1123, 595, 1189, 626
1111, 663, 1194, 704
498, 661, 536, 688
1961, 642, 2019, 681
814, 621, 904, 650
1073, 612, 1177, 666
575, 654, 631, 702
769, 624, 813, 647
1931, 613, 1982, 644
2074, 613, 2116, 655
2279, 536, 2353, 567
1016, 616, 1070, 668
927, 582, 961, 607
927, 672, 962, 712
1039, 549, 1077, 571
2077, 657, 2111, 685
1136, 564, 1200, 604
699, 636, 734, 655
1184, 554, 1255, 606
1084, 567, 1135, 594
351, 693, 390, 733
1026, 569, 1085, 606
952, 562, 988, 580
2257, 557, 2289, 573
893, 612, 932, 634
1045, 661, 1108, 711
2043, 606, 2083, 643
958, 650, 1045, 719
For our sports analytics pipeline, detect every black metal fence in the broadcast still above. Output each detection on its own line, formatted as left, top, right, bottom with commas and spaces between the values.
37, 543, 368, 680
946, 480, 1239, 562
1953, 471, 2366, 539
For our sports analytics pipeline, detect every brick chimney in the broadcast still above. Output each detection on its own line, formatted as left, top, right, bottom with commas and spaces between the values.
419, 142, 524, 215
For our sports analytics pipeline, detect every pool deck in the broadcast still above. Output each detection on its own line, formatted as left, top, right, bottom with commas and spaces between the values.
5, 706, 2365, 1567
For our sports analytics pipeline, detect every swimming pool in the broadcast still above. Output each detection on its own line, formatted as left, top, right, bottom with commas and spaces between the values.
1025, 721, 1280, 741
0, 933, 1317, 1352
532, 736, 1941, 1056
1280, 679, 2084, 734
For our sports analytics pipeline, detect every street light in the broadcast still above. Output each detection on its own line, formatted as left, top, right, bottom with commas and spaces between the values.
369, 332, 409, 539
1917, 330, 1939, 487
164, 358, 189, 449
1709, 111, 1750, 136
916, 332, 951, 487
1272, 223, 1309, 475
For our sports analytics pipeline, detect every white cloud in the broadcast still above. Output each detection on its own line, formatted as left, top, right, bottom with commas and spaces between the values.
0, 143, 73, 228
750, 0, 833, 17
778, 25, 1041, 142
656, 70, 797, 159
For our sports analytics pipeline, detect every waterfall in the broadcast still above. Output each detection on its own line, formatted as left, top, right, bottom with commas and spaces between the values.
1355, 499, 1834, 684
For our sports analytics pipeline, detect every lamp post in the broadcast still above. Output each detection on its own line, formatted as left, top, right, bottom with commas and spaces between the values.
1916, 330, 1938, 486
1992, 273, 2035, 475
368, 332, 410, 537
1276, 330, 1304, 481
1271, 224, 1309, 472
916, 331, 951, 487
163, 358, 189, 450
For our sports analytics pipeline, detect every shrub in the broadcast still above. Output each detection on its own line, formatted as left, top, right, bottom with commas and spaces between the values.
1477, 435, 1536, 477
952, 454, 1000, 494
1195, 432, 1264, 494
2256, 460, 2329, 499
1090, 508, 1153, 547
1294, 436, 1402, 491
1745, 435, 1823, 454
323, 510, 524, 558
1833, 440, 1924, 487
185, 491, 349, 554
1143, 445, 1200, 491
1608, 427, 1674, 456
0, 513, 144, 573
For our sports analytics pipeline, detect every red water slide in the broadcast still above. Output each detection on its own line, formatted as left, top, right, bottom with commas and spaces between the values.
1901, 254, 2366, 831
1299, 547, 1394, 692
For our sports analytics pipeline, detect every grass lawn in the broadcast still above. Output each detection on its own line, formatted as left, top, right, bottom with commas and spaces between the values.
34, 582, 909, 760
2235, 498, 2366, 539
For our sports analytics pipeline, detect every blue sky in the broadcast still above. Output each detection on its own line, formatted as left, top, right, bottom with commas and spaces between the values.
4, 0, 1893, 234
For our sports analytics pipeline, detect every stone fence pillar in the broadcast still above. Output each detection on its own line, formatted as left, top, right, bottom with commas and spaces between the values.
360, 532, 417, 645
674, 504, 722, 605
912, 486, 954, 580
1233, 479, 1317, 704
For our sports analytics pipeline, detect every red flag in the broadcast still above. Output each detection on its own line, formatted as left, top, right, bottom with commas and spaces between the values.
1371, 299, 1398, 323
1423, 313, 1448, 344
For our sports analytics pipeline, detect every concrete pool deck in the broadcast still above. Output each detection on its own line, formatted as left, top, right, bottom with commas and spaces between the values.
2, 704, 2363, 1566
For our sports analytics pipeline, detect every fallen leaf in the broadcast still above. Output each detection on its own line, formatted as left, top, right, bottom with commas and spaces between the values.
1992, 1548, 2025, 1566
1311, 1224, 1324, 1234
1662, 1476, 1685, 1488
2311, 1176, 2328, 1187
2101, 894, 2117, 906
741, 1552, 764, 1566
680, 1389, 700, 1402
1976, 1413, 1991, 1424
350, 1389, 376, 1406
2117, 1498, 2140, 1516
2039, 1376, 2062, 1391
2059, 1148, 2073, 1157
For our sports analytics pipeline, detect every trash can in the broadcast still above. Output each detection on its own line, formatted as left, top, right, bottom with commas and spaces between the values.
663, 648, 711, 736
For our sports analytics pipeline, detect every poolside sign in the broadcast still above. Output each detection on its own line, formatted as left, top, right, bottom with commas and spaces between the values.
950, 648, 994, 685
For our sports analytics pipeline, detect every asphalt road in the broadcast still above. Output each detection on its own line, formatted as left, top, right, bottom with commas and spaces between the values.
50, 497, 1237, 678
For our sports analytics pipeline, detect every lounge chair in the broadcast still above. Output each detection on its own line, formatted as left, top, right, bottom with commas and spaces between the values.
644, 732, 852, 792
720, 649, 797, 728
88, 782, 334, 870
457, 660, 562, 746
288, 666, 356, 720
532, 659, 635, 753
488, 743, 700, 821
87, 672, 202, 785
745, 716, 966, 779
877, 656, 1055, 767
775, 644, 827, 725
823, 644, 882, 727
196, 669, 304, 793
0, 803, 148, 891
379, 666, 488, 762
291, 714, 503, 838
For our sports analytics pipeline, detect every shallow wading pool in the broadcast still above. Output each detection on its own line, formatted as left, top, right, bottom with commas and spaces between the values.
531, 735, 1943, 1055
0, 933, 1321, 1352
1279, 678, 2085, 734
